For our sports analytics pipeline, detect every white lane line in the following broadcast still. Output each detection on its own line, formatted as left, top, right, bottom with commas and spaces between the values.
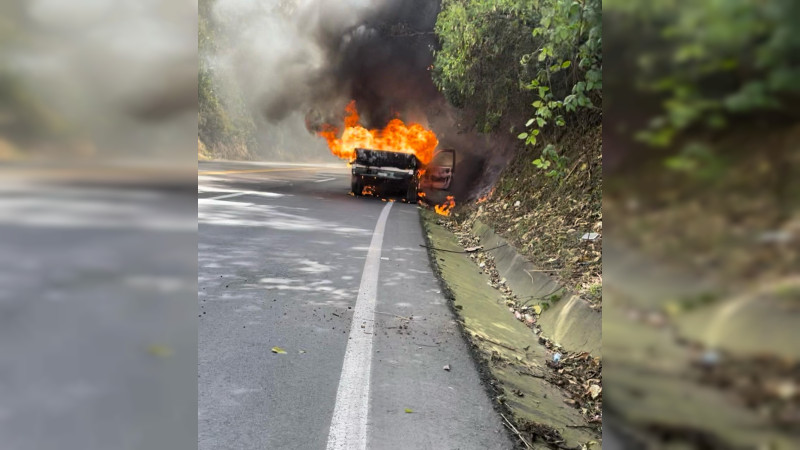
207, 191, 249, 200
314, 177, 337, 183
326, 202, 393, 450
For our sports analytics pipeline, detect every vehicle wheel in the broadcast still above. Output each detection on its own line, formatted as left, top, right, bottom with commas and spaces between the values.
405, 181, 418, 204
351, 175, 362, 196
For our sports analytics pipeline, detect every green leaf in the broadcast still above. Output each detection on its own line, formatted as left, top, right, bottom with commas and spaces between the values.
271, 346, 287, 354
538, 50, 548, 62
525, 118, 535, 127
404, 408, 414, 413
561, 60, 571, 68
517, 132, 529, 140
536, 117, 545, 127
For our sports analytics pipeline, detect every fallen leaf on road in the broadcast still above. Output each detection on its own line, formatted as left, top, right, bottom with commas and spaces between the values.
588, 384, 601, 399
443, 364, 451, 371
298, 350, 306, 354
147, 344, 173, 358
404, 408, 414, 413
271, 347, 287, 354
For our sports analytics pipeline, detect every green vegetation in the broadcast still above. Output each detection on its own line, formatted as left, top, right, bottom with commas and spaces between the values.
605, 0, 800, 151
433, 0, 539, 133
434, 0, 601, 169
198, 0, 256, 160
434, 1, 602, 301
517, 0, 601, 150
602, 0, 800, 285
0, 71, 68, 145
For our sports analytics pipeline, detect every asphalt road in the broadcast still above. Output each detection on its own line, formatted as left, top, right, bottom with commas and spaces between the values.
0, 175, 197, 450
198, 161, 512, 449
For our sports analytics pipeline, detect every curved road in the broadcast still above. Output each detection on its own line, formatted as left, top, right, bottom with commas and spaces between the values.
198, 161, 512, 449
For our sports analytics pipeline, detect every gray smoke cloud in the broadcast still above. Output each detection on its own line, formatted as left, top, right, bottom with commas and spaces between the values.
206, 0, 513, 195
208, 0, 443, 130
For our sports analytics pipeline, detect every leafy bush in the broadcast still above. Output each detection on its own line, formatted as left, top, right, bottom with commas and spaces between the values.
433, 0, 540, 133
434, 0, 602, 173
604, 0, 800, 148
518, 0, 601, 151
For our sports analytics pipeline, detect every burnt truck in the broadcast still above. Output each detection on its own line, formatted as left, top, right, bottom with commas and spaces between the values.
350, 148, 455, 203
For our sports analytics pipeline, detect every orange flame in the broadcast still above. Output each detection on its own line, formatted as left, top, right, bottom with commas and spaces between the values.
361, 185, 375, 196
318, 101, 438, 164
476, 187, 495, 204
435, 195, 455, 216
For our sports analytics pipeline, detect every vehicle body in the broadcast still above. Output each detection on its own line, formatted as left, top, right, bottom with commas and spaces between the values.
351, 148, 455, 202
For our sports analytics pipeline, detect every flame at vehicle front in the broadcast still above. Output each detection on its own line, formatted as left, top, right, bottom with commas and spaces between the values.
317, 100, 438, 165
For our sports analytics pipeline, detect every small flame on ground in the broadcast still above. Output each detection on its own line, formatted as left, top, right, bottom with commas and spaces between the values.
435, 195, 456, 216
476, 187, 495, 204
317, 100, 438, 164
362, 185, 375, 196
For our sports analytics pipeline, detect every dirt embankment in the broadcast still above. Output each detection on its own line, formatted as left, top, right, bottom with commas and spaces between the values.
460, 119, 602, 305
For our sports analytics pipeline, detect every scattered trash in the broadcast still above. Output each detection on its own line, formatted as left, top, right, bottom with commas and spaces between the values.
298, 350, 306, 354
701, 349, 720, 366
553, 352, 562, 363
524, 314, 535, 324
443, 364, 451, 371
271, 346, 287, 354
580, 232, 600, 241
587, 384, 601, 399
514, 200, 521, 207
757, 230, 792, 244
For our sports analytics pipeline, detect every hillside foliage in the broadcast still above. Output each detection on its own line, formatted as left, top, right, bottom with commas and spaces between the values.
434, 0, 601, 178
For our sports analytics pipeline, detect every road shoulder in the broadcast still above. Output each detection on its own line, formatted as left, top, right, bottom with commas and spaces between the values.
420, 210, 601, 450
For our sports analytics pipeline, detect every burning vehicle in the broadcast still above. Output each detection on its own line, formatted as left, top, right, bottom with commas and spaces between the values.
351, 147, 454, 202
315, 100, 456, 207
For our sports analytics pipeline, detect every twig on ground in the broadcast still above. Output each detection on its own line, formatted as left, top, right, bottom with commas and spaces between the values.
419, 243, 508, 253
375, 312, 412, 321
566, 424, 598, 431
518, 369, 547, 379
500, 413, 533, 449
475, 334, 518, 352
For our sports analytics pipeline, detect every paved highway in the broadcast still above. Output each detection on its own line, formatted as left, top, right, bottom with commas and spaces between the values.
0, 175, 197, 450
198, 161, 512, 449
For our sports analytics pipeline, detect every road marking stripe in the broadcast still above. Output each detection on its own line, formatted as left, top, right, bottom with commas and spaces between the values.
326, 202, 393, 450
206, 191, 249, 200
198, 167, 320, 175
314, 177, 337, 183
